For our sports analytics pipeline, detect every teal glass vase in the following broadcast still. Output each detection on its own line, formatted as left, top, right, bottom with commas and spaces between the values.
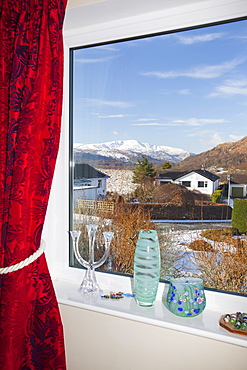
167, 277, 206, 317
134, 229, 160, 307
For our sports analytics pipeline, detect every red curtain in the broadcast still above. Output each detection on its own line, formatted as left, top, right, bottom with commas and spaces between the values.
0, 0, 67, 369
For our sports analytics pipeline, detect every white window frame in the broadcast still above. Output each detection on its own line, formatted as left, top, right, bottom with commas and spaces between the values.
42, 0, 247, 348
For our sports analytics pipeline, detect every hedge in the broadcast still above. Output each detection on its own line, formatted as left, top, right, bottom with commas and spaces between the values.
232, 199, 247, 233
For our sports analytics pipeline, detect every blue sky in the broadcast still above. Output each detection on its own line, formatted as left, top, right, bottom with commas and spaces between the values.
73, 19, 247, 154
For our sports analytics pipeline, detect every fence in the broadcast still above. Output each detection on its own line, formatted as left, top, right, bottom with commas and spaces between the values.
76, 199, 115, 214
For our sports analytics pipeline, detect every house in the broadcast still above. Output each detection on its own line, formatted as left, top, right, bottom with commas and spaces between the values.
156, 169, 220, 196
73, 163, 109, 204
220, 173, 247, 198
43, 1, 247, 369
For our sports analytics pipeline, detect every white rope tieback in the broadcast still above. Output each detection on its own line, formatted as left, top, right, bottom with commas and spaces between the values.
0, 239, 46, 275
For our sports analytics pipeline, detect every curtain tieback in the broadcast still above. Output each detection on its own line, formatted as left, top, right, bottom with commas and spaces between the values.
0, 240, 46, 274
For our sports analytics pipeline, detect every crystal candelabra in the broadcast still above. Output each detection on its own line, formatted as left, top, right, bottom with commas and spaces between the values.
70, 224, 114, 294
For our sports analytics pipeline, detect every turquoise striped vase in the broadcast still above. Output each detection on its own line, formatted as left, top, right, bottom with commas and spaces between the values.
167, 277, 206, 317
134, 229, 160, 307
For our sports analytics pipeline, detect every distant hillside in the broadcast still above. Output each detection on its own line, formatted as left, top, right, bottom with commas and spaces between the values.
74, 139, 192, 169
174, 136, 247, 172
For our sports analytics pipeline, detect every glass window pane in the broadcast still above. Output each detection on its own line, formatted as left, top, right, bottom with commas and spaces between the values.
70, 19, 247, 296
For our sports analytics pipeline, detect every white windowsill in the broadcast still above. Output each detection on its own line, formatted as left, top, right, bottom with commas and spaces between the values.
54, 270, 247, 348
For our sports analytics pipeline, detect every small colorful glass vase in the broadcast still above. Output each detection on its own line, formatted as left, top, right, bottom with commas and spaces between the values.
167, 277, 206, 317
134, 229, 160, 307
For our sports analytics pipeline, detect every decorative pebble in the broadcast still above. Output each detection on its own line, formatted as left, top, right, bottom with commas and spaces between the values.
101, 291, 135, 300
241, 322, 247, 330
234, 320, 241, 329
223, 312, 247, 331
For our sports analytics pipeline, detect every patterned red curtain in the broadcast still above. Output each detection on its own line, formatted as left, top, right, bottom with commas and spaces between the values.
0, 0, 67, 369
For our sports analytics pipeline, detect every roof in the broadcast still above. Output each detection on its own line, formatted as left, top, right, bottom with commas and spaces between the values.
157, 169, 220, 182
220, 173, 247, 185
156, 171, 186, 180
189, 169, 220, 182
74, 163, 109, 179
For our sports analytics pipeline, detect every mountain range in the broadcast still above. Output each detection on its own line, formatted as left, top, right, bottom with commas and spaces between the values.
74, 136, 247, 172
74, 139, 192, 167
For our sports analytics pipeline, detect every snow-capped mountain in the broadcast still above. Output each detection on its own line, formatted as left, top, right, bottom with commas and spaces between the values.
74, 139, 192, 163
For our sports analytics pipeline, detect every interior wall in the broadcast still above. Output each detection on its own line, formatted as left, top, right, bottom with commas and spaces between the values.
60, 303, 247, 370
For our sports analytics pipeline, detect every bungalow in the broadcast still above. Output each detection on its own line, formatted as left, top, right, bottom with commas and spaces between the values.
73, 163, 109, 205
156, 169, 220, 196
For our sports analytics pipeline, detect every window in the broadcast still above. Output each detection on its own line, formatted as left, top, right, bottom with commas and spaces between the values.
69, 18, 247, 296
181, 181, 191, 187
198, 181, 207, 188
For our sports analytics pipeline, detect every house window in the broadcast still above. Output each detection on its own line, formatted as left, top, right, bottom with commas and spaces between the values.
198, 181, 208, 187
98, 180, 102, 188
181, 181, 191, 187
69, 18, 247, 296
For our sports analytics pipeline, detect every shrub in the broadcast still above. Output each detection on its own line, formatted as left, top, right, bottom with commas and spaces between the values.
211, 189, 222, 203
192, 226, 247, 295
110, 204, 154, 274
232, 199, 247, 233
188, 240, 214, 252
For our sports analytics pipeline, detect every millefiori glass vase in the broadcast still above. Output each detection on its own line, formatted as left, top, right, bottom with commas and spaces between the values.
134, 229, 160, 307
70, 225, 114, 294
167, 277, 206, 317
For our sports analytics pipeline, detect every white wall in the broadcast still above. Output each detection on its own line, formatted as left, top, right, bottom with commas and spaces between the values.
60, 303, 247, 370
176, 172, 216, 195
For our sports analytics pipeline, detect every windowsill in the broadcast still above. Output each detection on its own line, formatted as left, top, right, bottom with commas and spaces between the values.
54, 270, 247, 348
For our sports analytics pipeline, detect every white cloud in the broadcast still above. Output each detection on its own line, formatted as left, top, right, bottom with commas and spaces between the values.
178, 89, 191, 95
132, 117, 227, 127
208, 132, 225, 146
176, 32, 224, 45
75, 56, 115, 63
97, 45, 119, 51
142, 58, 244, 79
132, 122, 163, 126
229, 134, 243, 141
113, 131, 118, 135
174, 118, 228, 126
187, 130, 244, 149
84, 98, 134, 108
132, 122, 181, 127
99, 114, 132, 118
202, 132, 245, 148
210, 78, 247, 97
186, 130, 224, 147
134, 118, 158, 122
161, 88, 191, 95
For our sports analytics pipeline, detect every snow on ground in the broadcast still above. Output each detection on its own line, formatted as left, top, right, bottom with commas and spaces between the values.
100, 169, 138, 195
159, 227, 237, 279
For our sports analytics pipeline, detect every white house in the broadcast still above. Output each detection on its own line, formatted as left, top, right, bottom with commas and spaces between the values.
156, 169, 220, 196
73, 163, 109, 205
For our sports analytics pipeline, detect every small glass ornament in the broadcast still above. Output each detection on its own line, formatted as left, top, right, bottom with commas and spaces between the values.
134, 229, 160, 307
166, 277, 206, 317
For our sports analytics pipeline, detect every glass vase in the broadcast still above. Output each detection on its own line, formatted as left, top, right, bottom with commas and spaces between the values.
166, 277, 206, 317
134, 229, 160, 307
